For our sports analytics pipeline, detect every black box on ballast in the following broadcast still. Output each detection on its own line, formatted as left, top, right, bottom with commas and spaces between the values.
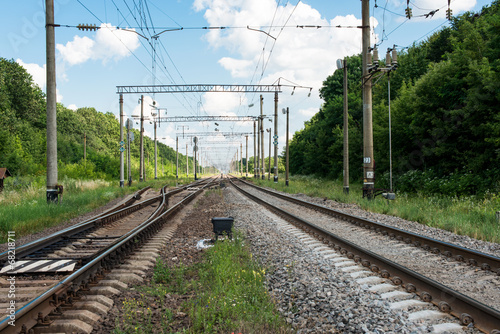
211, 217, 234, 239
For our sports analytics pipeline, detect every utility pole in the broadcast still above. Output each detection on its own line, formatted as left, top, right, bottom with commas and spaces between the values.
385, 45, 398, 192
337, 57, 349, 194
260, 95, 265, 180
257, 112, 261, 179
127, 121, 132, 186
186, 143, 189, 177
84, 132, 86, 163
139, 95, 144, 182
245, 135, 248, 177
119, 94, 124, 187
240, 143, 243, 175
176, 136, 179, 182
267, 128, 271, 180
273, 91, 279, 183
285, 107, 290, 186
253, 121, 257, 178
194, 137, 198, 180
362, 0, 375, 199
154, 120, 157, 179
46, 0, 58, 203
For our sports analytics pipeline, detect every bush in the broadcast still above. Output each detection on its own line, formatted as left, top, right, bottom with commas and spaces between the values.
394, 169, 496, 196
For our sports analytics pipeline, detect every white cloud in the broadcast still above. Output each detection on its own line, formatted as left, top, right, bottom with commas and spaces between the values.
16, 59, 63, 102
194, 0, 373, 104
56, 35, 94, 66
56, 23, 140, 66
201, 91, 248, 115
298, 107, 318, 117
16, 59, 46, 90
67, 104, 78, 111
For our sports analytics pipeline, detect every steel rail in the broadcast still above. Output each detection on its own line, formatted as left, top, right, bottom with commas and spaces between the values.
0, 186, 150, 263
229, 178, 500, 333
0, 178, 216, 333
0, 183, 200, 265
237, 178, 500, 275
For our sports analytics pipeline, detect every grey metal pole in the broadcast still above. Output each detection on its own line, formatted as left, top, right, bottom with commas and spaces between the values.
127, 124, 132, 186
176, 136, 179, 181
261, 118, 265, 180
154, 121, 157, 179
268, 129, 271, 180
286, 107, 290, 186
194, 140, 197, 180
260, 95, 265, 180
46, 0, 58, 203
343, 59, 349, 194
362, 0, 374, 199
240, 143, 243, 175
257, 110, 261, 179
186, 143, 189, 177
245, 135, 248, 177
273, 91, 278, 183
84, 132, 86, 162
139, 95, 144, 182
388, 73, 393, 191
253, 121, 256, 178
119, 94, 124, 187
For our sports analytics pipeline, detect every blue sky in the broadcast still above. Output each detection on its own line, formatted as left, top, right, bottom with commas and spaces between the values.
1, 0, 493, 171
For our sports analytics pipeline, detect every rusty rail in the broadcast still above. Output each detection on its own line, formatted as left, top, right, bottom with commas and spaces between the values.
230, 177, 500, 333
0, 178, 216, 333
236, 178, 500, 276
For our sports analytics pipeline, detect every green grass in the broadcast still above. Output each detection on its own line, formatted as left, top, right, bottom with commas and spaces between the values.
188, 232, 290, 334
114, 231, 290, 334
0, 176, 193, 244
248, 175, 500, 244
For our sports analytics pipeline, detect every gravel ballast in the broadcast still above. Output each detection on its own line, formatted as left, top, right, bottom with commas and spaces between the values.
224, 185, 485, 333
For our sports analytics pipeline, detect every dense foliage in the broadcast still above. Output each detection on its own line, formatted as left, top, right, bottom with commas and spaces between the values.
289, 1, 500, 195
0, 58, 191, 182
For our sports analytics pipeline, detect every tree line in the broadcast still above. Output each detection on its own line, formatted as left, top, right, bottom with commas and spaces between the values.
288, 1, 500, 196
0, 57, 192, 183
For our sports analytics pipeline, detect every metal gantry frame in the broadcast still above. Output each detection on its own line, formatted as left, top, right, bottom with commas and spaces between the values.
116, 83, 313, 185
117, 84, 282, 94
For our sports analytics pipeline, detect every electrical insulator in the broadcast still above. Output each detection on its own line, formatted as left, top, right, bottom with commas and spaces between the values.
391, 46, 398, 67
367, 51, 373, 67
386, 50, 391, 67
77, 24, 98, 31
373, 47, 379, 66
446, 8, 453, 20
405, 7, 412, 19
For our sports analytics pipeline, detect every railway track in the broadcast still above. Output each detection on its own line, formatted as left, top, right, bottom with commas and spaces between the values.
0, 177, 216, 334
228, 176, 500, 333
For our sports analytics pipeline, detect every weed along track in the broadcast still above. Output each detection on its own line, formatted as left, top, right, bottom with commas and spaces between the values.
0, 178, 215, 334
228, 176, 500, 333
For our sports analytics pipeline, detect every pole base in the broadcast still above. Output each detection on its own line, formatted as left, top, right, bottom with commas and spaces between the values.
120, 181, 124, 188
274, 176, 278, 183
343, 186, 349, 194
286, 180, 289, 186
46, 189, 58, 204
362, 185, 374, 200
